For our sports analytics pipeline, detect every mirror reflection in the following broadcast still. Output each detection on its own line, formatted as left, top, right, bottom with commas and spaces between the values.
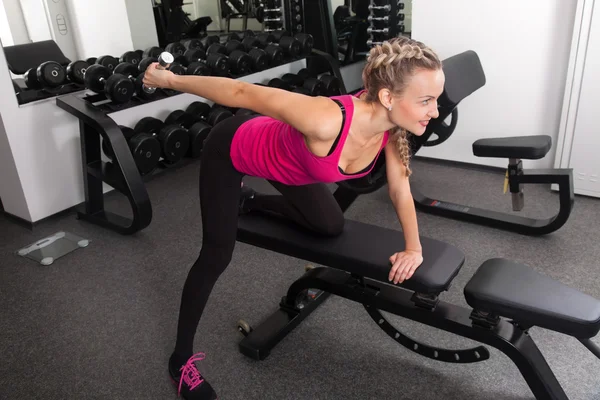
0, 0, 412, 106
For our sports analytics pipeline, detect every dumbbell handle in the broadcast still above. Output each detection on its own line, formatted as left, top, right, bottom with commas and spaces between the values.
143, 52, 174, 94
368, 15, 389, 22
264, 18, 282, 22
367, 27, 390, 34
264, 7, 282, 12
367, 40, 384, 47
368, 4, 391, 11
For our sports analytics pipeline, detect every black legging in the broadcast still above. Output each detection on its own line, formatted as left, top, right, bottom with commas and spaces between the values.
173, 115, 345, 360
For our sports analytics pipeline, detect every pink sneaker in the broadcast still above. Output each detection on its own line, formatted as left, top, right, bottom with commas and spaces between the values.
169, 352, 217, 400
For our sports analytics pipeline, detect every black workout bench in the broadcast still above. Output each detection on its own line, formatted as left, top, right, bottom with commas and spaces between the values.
235, 212, 600, 399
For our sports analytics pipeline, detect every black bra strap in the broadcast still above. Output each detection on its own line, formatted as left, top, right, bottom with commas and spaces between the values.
326, 99, 346, 156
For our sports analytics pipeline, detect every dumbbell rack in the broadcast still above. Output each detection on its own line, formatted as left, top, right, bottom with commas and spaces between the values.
55, 48, 345, 235
367, 0, 406, 47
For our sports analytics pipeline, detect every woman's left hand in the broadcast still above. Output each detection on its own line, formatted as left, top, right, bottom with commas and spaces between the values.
388, 250, 423, 284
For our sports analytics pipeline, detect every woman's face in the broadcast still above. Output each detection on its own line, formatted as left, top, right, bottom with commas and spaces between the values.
388, 68, 445, 136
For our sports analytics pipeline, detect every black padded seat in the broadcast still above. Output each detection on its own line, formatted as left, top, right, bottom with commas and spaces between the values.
237, 214, 465, 294
472, 135, 552, 160
464, 258, 600, 338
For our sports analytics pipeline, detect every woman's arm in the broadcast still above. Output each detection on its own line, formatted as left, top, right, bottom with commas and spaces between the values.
384, 141, 423, 283
150, 68, 341, 141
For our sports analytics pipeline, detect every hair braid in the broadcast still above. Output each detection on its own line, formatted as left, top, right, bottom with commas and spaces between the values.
361, 37, 442, 176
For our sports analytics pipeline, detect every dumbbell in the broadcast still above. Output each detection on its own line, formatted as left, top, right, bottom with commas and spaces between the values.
368, 15, 389, 22
225, 39, 269, 72
269, 73, 327, 97
255, 31, 302, 59
102, 125, 161, 175
113, 62, 153, 99
271, 30, 314, 56
120, 50, 141, 66
206, 41, 253, 75
181, 38, 205, 51
23, 61, 67, 89
65, 60, 90, 85
186, 102, 234, 127
164, 42, 188, 64
143, 46, 164, 59
368, 4, 391, 11
95, 55, 120, 73
164, 109, 213, 158
142, 52, 175, 95
84, 64, 134, 103
133, 117, 190, 165
367, 27, 390, 35
297, 68, 342, 96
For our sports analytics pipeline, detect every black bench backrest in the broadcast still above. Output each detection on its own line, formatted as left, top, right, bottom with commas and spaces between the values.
4, 40, 71, 75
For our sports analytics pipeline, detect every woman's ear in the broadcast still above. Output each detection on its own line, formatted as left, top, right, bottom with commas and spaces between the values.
378, 88, 393, 109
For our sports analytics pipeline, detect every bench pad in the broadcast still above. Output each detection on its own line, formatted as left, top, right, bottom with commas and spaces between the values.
237, 214, 465, 294
464, 258, 600, 338
472, 135, 552, 160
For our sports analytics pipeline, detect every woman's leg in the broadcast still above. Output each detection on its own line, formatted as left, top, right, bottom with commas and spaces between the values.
170, 116, 251, 400
243, 181, 345, 236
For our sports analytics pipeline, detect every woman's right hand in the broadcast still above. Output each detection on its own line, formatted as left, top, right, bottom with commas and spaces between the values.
143, 62, 175, 89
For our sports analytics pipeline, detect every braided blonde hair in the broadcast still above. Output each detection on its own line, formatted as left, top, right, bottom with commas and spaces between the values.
361, 36, 442, 176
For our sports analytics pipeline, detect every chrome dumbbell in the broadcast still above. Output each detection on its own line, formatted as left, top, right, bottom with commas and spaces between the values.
264, 18, 282, 22
368, 4, 391, 12
368, 15, 389, 22
264, 7, 282, 12
367, 27, 390, 34
367, 40, 384, 47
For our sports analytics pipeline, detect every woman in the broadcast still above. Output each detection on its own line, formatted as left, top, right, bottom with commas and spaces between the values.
143, 36, 444, 400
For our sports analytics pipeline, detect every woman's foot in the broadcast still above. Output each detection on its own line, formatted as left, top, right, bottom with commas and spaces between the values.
169, 352, 217, 399
239, 185, 256, 215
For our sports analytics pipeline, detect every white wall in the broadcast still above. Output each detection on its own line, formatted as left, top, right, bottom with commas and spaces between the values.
412, 0, 578, 169
20, 0, 52, 43
0, 0, 14, 46
2, 0, 30, 44
66, 0, 134, 60
124, 0, 159, 51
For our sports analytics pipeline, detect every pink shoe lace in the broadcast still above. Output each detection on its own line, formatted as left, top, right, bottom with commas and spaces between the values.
177, 352, 206, 396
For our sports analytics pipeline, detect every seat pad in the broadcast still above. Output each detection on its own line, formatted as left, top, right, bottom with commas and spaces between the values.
237, 214, 465, 294
464, 258, 600, 338
472, 135, 551, 159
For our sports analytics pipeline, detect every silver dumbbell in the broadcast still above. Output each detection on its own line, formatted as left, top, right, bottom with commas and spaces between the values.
368, 4, 391, 12
264, 18, 282, 22
367, 27, 390, 34
264, 8, 282, 12
368, 15, 389, 22
367, 40, 384, 47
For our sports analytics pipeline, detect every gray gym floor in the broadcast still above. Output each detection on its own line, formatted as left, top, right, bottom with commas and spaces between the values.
1, 157, 599, 400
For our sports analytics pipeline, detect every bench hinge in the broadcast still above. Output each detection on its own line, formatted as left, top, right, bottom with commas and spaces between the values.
469, 309, 501, 329
411, 292, 440, 310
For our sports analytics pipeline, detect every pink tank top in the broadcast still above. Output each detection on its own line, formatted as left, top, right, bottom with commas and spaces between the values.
230, 93, 389, 186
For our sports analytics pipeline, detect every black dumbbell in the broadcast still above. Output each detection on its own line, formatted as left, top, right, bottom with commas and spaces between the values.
120, 50, 141, 66
137, 57, 157, 73
143, 46, 164, 59
95, 55, 120, 73
225, 40, 269, 72
207, 41, 252, 75
186, 101, 232, 127
165, 42, 188, 64
256, 31, 301, 59
84, 64, 134, 103
270, 73, 327, 97
24, 61, 67, 89
113, 62, 153, 99
134, 117, 190, 165
66, 60, 90, 85
297, 68, 342, 96
181, 38, 205, 51
164, 109, 212, 158
271, 31, 313, 56
102, 125, 161, 175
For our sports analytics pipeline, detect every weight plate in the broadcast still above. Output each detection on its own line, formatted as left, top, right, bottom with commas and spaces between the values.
121, 51, 141, 66
294, 33, 314, 54
129, 133, 161, 175
226, 40, 245, 54
134, 117, 164, 135
84, 64, 110, 93
24, 68, 41, 89
138, 57, 157, 73
242, 37, 259, 52
186, 61, 210, 76
113, 62, 138, 77
184, 48, 206, 64
319, 74, 341, 96
66, 60, 89, 84
105, 74, 134, 103
265, 45, 284, 64
120, 126, 137, 142
186, 102, 211, 119
230, 51, 251, 75
143, 46, 163, 59
159, 125, 190, 163
168, 63, 187, 75
182, 38, 204, 51
165, 110, 198, 128
249, 48, 268, 71
187, 121, 212, 158
96, 55, 119, 72
207, 43, 227, 55
208, 107, 233, 126
165, 42, 186, 57
38, 61, 66, 87
207, 53, 229, 74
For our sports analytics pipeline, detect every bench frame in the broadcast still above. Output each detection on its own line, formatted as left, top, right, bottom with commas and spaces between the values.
236, 263, 569, 400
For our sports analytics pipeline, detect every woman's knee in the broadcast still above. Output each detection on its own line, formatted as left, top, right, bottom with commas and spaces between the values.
314, 211, 345, 237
